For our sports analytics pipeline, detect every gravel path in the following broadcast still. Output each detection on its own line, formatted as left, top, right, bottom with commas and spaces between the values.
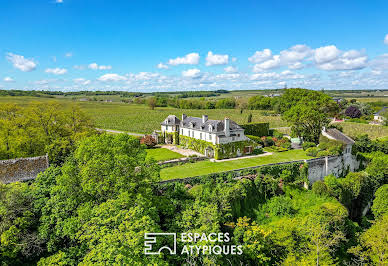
160, 145, 205, 157
210, 152, 273, 162
96, 128, 145, 137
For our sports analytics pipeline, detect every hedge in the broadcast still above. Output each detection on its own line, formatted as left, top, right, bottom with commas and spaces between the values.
241, 122, 269, 137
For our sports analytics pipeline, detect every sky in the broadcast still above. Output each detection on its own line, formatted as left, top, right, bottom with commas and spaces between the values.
1, 0, 388, 92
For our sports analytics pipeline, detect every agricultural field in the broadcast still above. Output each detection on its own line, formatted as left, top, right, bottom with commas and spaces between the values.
160, 149, 310, 180
145, 147, 184, 161
338, 122, 388, 139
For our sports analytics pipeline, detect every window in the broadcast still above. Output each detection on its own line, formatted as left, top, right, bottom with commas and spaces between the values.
192, 131, 194, 137
181, 129, 183, 134
200, 133, 202, 139
232, 137, 235, 141
166, 125, 169, 131
209, 134, 212, 140
238, 134, 240, 137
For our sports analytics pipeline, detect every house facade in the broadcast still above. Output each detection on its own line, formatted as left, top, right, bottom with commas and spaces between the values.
160, 114, 257, 159
373, 107, 387, 124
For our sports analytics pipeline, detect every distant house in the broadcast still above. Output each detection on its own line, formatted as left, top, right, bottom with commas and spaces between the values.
373, 107, 387, 124
322, 127, 355, 154
160, 114, 255, 158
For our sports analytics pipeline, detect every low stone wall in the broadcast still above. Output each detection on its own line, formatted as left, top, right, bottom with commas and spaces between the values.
158, 156, 207, 167
159, 154, 360, 185
0, 155, 49, 184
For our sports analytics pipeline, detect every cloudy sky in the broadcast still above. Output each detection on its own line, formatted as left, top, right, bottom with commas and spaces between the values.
1, 0, 388, 92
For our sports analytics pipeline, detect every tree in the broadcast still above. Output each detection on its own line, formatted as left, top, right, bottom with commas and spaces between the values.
140, 135, 157, 148
283, 104, 329, 143
372, 184, 388, 219
248, 95, 273, 110
345, 106, 361, 118
247, 113, 253, 123
147, 97, 157, 110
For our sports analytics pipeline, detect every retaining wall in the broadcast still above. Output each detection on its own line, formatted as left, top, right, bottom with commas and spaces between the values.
0, 155, 49, 184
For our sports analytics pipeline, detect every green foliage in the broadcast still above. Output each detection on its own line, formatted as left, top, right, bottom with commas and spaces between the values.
306, 147, 319, 157
372, 184, 388, 219
318, 135, 345, 156
312, 180, 330, 196
215, 97, 236, 109
246, 135, 264, 145
241, 122, 269, 137
0, 102, 95, 164
247, 95, 274, 110
302, 141, 316, 150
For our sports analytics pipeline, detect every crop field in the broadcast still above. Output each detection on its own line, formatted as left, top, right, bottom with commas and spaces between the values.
338, 122, 388, 139
79, 102, 287, 133
145, 148, 184, 161
160, 149, 310, 180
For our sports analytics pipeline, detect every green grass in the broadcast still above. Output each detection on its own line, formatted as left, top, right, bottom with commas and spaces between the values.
146, 148, 184, 161
338, 122, 388, 139
160, 149, 310, 180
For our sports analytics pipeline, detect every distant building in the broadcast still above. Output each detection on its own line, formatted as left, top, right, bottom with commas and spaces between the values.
373, 107, 387, 124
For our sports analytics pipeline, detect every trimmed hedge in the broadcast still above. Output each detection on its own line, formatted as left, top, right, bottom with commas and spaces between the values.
241, 122, 269, 137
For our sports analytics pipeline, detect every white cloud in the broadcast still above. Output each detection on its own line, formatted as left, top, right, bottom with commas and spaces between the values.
168, 53, 200, 65
370, 54, 388, 70
98, 73, 127, 82
280, 44, 312, 63
288, 62, 304, 69
3, 77, 14, 82
182, 68, 201, 78
157, 62, 169, 69
73, 78, 91, 85
65, 52, 72, 57
314, 45, 341, 64
45, 68, 67, 75
253, 55, 282, 72
56, 0, 63, 3
316, 49, 368, 71
88, 63, 112, 70
385, 34, 388, 45
6, 53, 37, 72
224, 66, 238, 73
205, 51, 229, 66
248, 49, 272, 63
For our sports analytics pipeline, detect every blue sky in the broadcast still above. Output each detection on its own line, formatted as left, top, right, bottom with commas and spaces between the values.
1, 0, 388, 91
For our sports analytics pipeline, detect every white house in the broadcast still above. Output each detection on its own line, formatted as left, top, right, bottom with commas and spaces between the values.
373, 107, 387, 124
161, 114, 248, 145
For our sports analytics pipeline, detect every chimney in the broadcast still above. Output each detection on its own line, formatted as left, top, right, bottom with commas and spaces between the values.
202, 115, 208, 123
182, 114, 187, 120
224, 118, 230, 137
323, 126, 327, 132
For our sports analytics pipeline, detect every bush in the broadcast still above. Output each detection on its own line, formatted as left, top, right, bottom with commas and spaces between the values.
276, 138, 291, 149
312, 181, 329, 196
306, 147, 319, 157
272, 129, 284, 139
302, 141, 316, 150
140, 135, 157, 148
317, 150, 331, 157
252, 148, 264, 155
345, 106, 362, 118
328, 124, 343, 132
241, 122, 270, 137
246, 135, 264, 145
261, 136, 275, 147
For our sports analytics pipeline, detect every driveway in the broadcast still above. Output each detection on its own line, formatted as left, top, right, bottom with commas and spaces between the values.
160, 144, 205, 157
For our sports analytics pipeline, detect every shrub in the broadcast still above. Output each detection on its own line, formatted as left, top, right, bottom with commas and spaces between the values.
306, 147, 319, 157
241, 122, 270, 137
345, 106, 361, 118
312, 181, 329, 196
272, 129, 284, 139
302, 141, 316, 150
328, 123, 343, 132
317, 150, 331, 157
246, 135, 264, 145
372, 184, 388, 218
276, 138, 291, 149
140, 135, 157, 148
253, 148, 264, 155
261, 136, 275, 147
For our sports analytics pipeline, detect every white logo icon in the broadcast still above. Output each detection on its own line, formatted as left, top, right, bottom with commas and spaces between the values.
144, 233, 177, 255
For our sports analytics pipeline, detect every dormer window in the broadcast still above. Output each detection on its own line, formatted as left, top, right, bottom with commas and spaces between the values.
190, 122, 195, 128
208, 125, 213, 132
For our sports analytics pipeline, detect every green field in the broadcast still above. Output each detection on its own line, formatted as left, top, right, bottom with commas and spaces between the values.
160, 149, 310, 180
338, 122, 388, 139
146, 148, 184, 161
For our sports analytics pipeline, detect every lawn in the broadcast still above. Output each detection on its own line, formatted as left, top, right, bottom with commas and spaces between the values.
146, 148, 184, 161
160, 149, 310, 180
338, 122, 388, 139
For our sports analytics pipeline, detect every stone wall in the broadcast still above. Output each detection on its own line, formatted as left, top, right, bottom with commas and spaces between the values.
0, 155, 49, 184
307, 154, 360, 183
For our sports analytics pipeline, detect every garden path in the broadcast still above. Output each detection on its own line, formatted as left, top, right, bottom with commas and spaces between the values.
160, 145, 204, 157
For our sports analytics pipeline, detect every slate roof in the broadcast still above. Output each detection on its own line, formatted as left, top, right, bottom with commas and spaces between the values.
325, 128, 355, 145
180, 116, 242, 133
161, 115, 181, 126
